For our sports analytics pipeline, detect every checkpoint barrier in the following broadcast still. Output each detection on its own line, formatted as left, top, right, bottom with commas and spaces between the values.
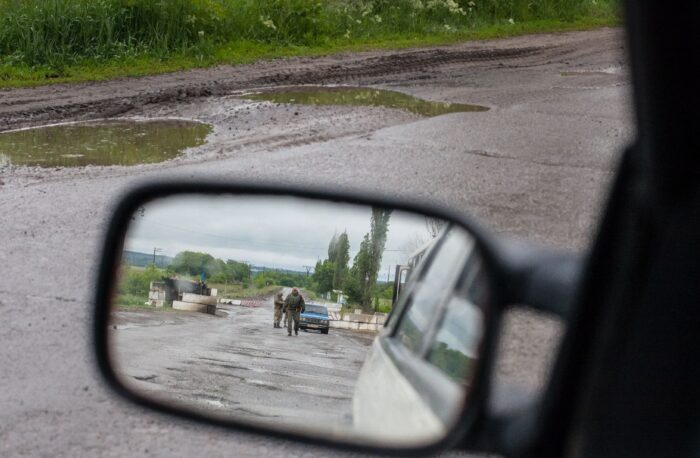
328, 311, 387, 332
173, 293, 217, 315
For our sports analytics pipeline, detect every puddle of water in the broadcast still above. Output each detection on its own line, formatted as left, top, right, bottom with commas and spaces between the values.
244, 86, 489, 117
0, 119, 212, 168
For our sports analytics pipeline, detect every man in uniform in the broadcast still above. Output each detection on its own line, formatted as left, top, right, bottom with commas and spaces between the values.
273, 292, 284, 328
284, 287, 305, 336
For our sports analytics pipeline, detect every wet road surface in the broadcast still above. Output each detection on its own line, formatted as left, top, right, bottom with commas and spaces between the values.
110, 296, 374, 435
0, 28, 631, 457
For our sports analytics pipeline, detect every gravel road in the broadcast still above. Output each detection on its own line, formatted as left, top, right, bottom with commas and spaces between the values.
0, 28, 632, 456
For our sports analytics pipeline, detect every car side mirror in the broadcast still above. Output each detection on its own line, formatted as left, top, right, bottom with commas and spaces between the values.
93, 182, 578, 455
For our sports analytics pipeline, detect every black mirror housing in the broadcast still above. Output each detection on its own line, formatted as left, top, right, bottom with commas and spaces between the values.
93, 180, 578, 456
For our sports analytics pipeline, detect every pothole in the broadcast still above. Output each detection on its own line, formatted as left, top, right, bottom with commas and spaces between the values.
0, 119, 212, 168
242, 86, 489, 117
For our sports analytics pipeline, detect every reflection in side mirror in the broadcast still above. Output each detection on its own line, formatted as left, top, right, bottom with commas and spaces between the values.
104, 193, 491, 448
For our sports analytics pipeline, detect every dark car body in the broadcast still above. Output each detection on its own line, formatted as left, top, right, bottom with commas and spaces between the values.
299, 303, 330, 334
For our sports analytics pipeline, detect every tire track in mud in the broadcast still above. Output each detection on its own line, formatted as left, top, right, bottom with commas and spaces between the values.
0, 46, 546, 131
247, 46, 544, 86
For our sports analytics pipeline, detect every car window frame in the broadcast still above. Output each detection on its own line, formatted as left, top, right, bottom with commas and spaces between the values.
389, 228, 476, 359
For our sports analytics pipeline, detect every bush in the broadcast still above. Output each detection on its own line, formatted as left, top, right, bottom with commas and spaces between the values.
115, 293, 148, 307
118, 265, 164, 296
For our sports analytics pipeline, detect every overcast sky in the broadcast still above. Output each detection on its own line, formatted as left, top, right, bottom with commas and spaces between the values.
124, 194, 441, 274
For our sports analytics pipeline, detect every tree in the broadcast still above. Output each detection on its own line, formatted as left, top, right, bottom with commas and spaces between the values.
226, 259, 251, 283
171, 251, 220, 278
313, 259, 335, 295
327, 232, 339, 264
332, 231, 350, 290
347, 208, 392, 311
345, 235, 369, 305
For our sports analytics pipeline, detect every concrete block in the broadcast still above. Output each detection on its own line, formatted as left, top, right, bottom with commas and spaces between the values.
219, 298, 242, 305
210, 288, 218, 297
173, 301, 209, 313
181, 293, 217, 306
349, 313, 374, 322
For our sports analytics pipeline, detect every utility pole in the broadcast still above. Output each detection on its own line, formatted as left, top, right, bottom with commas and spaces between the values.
152, 247, 163, 267
387, 265, 391, 283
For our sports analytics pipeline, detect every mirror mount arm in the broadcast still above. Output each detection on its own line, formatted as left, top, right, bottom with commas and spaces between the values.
495, 239, 582, 319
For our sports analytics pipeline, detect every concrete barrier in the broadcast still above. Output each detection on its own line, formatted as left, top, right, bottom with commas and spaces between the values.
172, 301, 209, 313
219, 298, 242, 306
329, 312, 388, 332
181, 293, 217, 306
171, 293, 218, 315
148, 282, 167, 307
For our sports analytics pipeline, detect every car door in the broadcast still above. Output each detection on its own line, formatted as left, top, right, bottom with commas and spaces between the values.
352, 225, 482, 443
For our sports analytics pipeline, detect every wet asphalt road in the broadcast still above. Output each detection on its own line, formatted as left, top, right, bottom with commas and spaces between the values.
110, 295, 373, 436
0, 28, 632, 456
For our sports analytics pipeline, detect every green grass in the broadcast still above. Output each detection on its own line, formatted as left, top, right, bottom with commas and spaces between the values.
0, 0, 619, 88
209, 282, 281, 299
115, 293, 176, 311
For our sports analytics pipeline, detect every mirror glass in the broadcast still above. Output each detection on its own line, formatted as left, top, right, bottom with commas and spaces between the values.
108, 194, 490, 448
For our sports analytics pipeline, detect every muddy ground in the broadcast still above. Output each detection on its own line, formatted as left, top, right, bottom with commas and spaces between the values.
0, 28, 632, 457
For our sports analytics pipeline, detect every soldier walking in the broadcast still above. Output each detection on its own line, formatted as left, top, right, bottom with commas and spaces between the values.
284, 287, 305, 336
273, 292, 284, 328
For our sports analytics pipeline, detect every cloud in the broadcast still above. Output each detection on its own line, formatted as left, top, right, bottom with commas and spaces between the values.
124, 194, 437, 272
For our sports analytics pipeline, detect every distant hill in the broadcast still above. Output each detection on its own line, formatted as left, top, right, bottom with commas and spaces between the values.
123, 250, 173, 268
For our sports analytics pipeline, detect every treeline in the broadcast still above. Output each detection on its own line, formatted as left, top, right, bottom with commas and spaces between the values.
253, 269, 311, 289
169, 251, 251, 284
0, 0, 618, 75
312, 208, 392, 312
118, 250, 252, 299
119, 249, 315, 299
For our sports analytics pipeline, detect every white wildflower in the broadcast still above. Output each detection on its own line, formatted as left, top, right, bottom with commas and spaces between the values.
427, 0, 466, 16
373, 15, 382, 23
508, 18, 515, 24
198, 30, 205, 37
260, 15, 277, 30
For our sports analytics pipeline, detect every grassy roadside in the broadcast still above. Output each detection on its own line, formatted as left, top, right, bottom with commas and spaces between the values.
0, 18, 617, 89
209, 283, 281, 300
0, 0, 619, 89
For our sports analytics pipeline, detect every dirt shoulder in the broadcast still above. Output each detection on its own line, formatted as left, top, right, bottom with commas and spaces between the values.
0, 28, 621, 132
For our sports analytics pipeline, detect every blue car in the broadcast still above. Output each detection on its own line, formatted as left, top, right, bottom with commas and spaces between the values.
299, 303, 330, 334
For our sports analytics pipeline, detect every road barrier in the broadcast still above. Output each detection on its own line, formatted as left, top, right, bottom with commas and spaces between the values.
173, 293, 217, 315
329, 311, 387, 332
